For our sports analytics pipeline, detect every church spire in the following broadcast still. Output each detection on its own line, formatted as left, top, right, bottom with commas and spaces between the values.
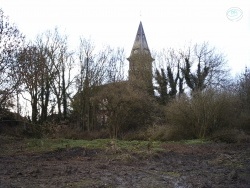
129, 21, 151, 57
127, 22, 154, 95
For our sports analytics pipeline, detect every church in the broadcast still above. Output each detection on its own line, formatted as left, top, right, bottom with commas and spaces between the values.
94, 21, 155, 130
127, 21, 154, 95
72, 22, 155, 131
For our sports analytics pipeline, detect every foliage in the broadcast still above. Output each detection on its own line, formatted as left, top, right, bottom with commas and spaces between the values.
146, 124, 194, 141
94, 83, 157, 138
0, 109, 28, 136
182, 55, 209, 92
154, 49, 184, 104
0, 9, 248, 142
211, 128, 250, 143
154, 43, 229, 103
155, 68, 168, 104
181, 42, 229, 92
166, 89, 239, 139
18, 45, 44, 122
0, 9, 24, 109
236, 68, 250, 132
73, 38, 125, 131
0, 137, 162, 155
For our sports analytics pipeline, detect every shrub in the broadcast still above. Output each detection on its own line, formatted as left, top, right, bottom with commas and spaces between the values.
122, 124, 194, 142
22, 123, 43, 138
121, 129, 148, 141
166, 89, 239, 139
146, 125, 192, 141
238, 111, 250, 133
211, 128, 250, 143
94, 83, 158, 138
40, 122, 110, 140
234, 68, 250, 132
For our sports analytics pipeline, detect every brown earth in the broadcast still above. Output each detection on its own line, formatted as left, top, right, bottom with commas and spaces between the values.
0, 137, 249, 188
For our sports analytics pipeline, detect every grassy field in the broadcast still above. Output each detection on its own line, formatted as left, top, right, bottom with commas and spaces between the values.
25, 138, 160, 151
1, 135, 209, 155
1, 136, 159, 155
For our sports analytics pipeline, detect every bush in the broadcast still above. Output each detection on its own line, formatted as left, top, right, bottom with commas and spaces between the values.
94, 83, 158, 138
238, 111, 250, 133
146, 125, 193, 141
211, 128, 250, 143
121, 129, 148, 141
235, 68, 250, 132
166, 89, 239, 139
62, 129, 110, 140
39, 122, 110, 140
22, 123, 43, 138
122, 124, 194, 142
0, 109, 37, 138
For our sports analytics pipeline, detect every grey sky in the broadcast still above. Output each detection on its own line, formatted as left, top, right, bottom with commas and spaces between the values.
1, 0, 250, 75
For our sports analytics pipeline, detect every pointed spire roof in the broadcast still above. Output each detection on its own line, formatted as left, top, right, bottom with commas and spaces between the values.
129, 21, 151, 56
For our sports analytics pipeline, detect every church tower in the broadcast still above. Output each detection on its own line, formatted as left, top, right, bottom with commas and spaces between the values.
127, 22, 154, 95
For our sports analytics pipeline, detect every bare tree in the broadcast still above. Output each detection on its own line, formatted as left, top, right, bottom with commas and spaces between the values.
0, 9, 24, 110
103, 46, 125, 83
76, 38, 95, 131
73, 38, 125, 131
238, 67, 250, 109
35, 36, 52, 122
18, 29, 75, 123
18, 45, 45, 123
181, 42, 229, 92
234, 67, 250, 131
60, 46, 74, 120
41, 29, 75, 121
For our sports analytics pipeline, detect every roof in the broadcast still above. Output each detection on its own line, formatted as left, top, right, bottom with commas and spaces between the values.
129, 21, 151, 57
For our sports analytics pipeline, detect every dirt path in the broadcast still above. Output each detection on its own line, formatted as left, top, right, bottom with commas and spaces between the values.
0, 138, 249, 188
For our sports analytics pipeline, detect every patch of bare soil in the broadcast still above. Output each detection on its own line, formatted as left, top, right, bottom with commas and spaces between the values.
0, 138, 249, 188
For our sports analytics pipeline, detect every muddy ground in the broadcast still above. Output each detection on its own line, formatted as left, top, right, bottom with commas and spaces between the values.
0, 137, 249, 188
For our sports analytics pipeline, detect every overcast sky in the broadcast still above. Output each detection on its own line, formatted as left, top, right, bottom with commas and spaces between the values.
1, 0, 250, 75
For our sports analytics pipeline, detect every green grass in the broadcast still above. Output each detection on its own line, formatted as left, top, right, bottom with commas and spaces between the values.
25, 138, 110, 152
1, 135, 213, 155
22, 138, 163, 153
177, 139, 211, 145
